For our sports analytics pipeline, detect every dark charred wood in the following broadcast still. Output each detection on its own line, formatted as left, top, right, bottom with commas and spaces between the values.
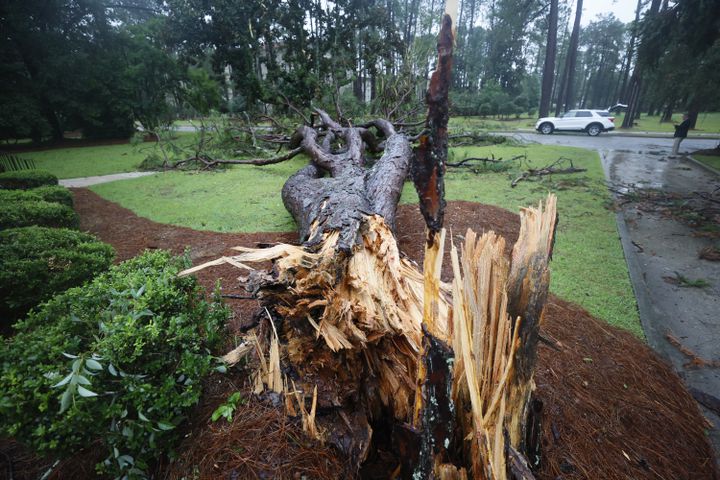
524, 398, 543, 471
412, 327, 455, 479
412, 13, 454, 236
506, 441, 537, 480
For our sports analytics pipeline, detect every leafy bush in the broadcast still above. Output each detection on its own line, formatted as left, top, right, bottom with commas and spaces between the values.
0, 185, 73, 207
0, 200, 79, 230
0, 227, 114, 323
0, 169, 58, 189
0, 251, 228, 478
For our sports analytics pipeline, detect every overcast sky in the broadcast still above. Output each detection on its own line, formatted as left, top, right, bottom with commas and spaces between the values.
577, 0, 639, 26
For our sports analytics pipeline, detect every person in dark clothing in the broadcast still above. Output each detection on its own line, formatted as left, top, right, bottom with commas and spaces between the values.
671, 114, 691, 156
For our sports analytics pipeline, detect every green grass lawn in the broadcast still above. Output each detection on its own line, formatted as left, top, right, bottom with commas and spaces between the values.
92, 158, 305, 233
612, 112, 720, 134
14, 133, 199, 179
92, 144, 641, 336
19, 143, 147, 179
450, 116, 537, 131
693, 154, 720, 171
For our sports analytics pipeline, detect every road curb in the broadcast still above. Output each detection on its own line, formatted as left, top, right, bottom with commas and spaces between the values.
686, 155, 720, 177
599, 152, 654, 346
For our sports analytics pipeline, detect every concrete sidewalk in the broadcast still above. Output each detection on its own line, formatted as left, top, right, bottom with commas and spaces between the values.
60, 171, 157, 188
601, 150, 720, 461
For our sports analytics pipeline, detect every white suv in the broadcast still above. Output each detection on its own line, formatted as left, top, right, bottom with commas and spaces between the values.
535, 109, 615, 136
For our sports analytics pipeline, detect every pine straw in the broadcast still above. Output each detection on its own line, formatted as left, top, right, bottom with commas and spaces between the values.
536, 299, 718, 480
165, 393, 346, 480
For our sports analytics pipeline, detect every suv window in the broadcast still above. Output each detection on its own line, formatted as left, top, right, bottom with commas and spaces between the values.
576, 111, 592, 117
561, 111, 576, 118
594, 111, 611, 117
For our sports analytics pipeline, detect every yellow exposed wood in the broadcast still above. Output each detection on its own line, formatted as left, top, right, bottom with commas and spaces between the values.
450, 194, 556, 479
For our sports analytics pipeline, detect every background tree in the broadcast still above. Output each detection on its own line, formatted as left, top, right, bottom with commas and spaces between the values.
538, 0, 558, 118
554, 0, 583, 115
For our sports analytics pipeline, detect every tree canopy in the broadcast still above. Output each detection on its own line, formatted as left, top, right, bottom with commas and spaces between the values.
1, 0, 718, 142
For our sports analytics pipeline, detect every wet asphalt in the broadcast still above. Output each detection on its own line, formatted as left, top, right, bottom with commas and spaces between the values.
511, 131, 720, 460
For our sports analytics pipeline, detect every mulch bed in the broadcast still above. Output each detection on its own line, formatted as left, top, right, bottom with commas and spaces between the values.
3, 189, 716, 480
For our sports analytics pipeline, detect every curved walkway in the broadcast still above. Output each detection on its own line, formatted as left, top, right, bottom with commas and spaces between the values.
59, 171, 156, 188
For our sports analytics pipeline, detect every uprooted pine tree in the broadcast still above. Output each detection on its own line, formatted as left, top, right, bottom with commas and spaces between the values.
187, 8, 557, 480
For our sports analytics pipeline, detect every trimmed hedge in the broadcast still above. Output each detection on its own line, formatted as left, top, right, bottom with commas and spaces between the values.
0, 185, 73, 207
0, 169, 58, 189
0, 226, 115, 324
0, 251, 228, 478
0, 200, 79, 230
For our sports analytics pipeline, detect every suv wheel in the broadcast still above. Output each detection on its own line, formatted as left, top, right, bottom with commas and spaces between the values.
539, 122, 554, 135
586, 123, 602, 136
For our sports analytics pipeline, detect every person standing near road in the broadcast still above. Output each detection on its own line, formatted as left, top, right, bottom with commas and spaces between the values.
671, 113, 692, 156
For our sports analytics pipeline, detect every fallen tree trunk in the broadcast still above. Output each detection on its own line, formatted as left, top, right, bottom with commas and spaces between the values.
188, 5, 557, 477
276, 111, 411, 250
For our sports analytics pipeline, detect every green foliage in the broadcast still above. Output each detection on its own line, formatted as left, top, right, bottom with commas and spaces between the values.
139, 115, 268, 171
0, 169, 58, 190
669, 272, 711, 289
0, 251, 228, 478
0, 200, 79, 230
0, 185, 73, 207
211, 392, 246, 422
183, 67, 222, 117
0, 227, 114, 324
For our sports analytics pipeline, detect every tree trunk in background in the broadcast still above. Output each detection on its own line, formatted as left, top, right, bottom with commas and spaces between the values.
619, 0, 643, 103
539, 0, 558, 118
660, 101, 675, 122
622, 0, 662, 128
621, 75, 641, 128
555, 0, 582, 116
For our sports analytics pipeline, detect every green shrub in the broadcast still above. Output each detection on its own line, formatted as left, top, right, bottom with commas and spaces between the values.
0, 251, 228, 478
0, 169, 58, 189
0, 227, 114, 323
0, 200, 79, 230
0, 185, 73, 207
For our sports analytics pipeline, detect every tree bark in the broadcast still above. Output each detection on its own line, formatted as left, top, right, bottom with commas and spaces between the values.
539, 0, 558, 118
555, 0, 582, 115
280, 111, 411, 252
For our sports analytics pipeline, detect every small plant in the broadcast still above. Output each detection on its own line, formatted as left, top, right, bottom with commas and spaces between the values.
0, 185, 73, 207
0, 251, 228, 478
0, 226, 114, 324
0, 169, 57, 189
211, 391, 246, 422
0, 200, 79, 229
663, 272, 711, 288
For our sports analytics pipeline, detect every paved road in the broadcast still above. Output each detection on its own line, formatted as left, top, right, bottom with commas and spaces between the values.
509, 130, 719, 153
512, 132, 720, 459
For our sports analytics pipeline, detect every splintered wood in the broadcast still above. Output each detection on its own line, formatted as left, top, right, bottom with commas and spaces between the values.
450, 195, 557, 479
200, 215, 450, 422
191, 196, 556, 477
